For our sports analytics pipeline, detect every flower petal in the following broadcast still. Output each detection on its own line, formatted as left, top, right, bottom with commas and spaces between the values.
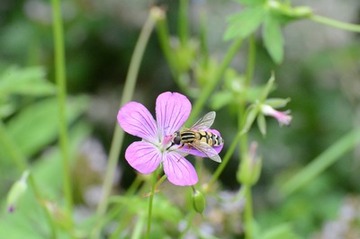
118, 102, 158, 142
155, 92, 191, 137
125, 141, 161, 174
163, 152, 198, 186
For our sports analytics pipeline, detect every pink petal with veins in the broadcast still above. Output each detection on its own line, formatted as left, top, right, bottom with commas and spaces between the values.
118, 102, 158, 143
163, 152, 198, 186
155, 92, 191, 137
125, 141, 162, 174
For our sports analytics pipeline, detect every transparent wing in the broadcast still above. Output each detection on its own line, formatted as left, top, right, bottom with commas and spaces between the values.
191, 141, 222, 163
190, 111, 216, 131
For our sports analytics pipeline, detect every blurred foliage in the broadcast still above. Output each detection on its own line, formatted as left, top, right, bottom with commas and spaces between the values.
0, 0, 359, 238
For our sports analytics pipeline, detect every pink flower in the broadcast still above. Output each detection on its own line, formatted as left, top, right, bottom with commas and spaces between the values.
261, 104, 292, 126
118, 92, 222, 186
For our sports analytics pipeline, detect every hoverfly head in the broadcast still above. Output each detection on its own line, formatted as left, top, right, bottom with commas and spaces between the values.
172, 131, 181, 145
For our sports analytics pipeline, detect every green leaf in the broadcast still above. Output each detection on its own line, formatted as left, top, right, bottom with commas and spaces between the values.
242, 105, 258, 133
32, 121, 91, 198
261, 223, 300, 239
0, 66, 55, 97
263, 15, 284, 64
0, 103, 15, 118
224, 7, 266, 40
235, 0, 266, 6
210, 91, 233, 110
265, 98, 291, 108
257, 114, 267, 135
3, 96, 88, 158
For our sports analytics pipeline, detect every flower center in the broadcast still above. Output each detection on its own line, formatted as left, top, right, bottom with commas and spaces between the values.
157, 135, 173, 153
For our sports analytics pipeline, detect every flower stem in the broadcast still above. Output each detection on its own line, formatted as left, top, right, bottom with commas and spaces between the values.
242, 185, 254, 239
188, 37, 243, 124
179, 210, 196, 239
207, 130, 243, 189
93, 8, 158, 238
282, 128, 360, 196
240, 34, 257, 239
178, 0, 189, 45
310, 14, 360, 32
245, 35, 256, 87
132, 214, 146, 239
50, 0, 73, 218
146, 172, 158, 238
156, 13, 178, 76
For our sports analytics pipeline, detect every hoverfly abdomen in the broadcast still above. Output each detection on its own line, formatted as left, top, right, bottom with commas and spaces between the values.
197, 131, 223, 147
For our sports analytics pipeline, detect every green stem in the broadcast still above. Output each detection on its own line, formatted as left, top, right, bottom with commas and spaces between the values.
156, 14, 178, 76
178, 0, 189, 45
146, 172, 157, 238
207, 130, 243, 189
245, 35, 256, 87
0, 121, 58, 238
132, 214, 146, 239
310, 14, 360, 32
243, 185, 254, 239
282, 128, 360, 196
51, 0, 73, 216
188, 37, 243, 124
93, 8, 158, 238
238, 34, 256, 182
156, 13, 191, 94
199, 13, 209, 62
155, 174, 167, 189
125, 175, 143, 196
179, 210, 196, 239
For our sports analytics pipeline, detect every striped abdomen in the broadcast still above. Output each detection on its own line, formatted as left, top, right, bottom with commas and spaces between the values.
175, 130, 223, 147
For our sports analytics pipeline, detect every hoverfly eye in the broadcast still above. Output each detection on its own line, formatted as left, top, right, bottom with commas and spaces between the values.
173, 136, 181, 145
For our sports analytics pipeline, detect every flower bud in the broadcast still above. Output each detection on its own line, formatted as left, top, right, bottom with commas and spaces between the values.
237, 143, 262, 186
192, 189, 206, 214
6, 170, 30, 213
261, 104, 292, 126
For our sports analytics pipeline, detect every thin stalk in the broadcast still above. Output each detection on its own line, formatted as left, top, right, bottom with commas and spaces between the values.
188, 38, 243, 124
199, 13, 209, 62
243, 185, 254, 239
238, 33, 256, 183
238, 107, 249, 172
310, 15, 360, 32
92, 8, 158, 238
245, 35, 256, 87
282, 128, 360, 196
97, 8, 157, 215
125, 175, 143, 196
154, 174, 167, 189
156, 14, 178, 76
207, 130, 244, 189
132, 215, 146, 239
155, 14, 190, 94
179, 211, 196, 239
146, 172, 157, 238
178, 0, 189, 45
51, 0, 73, 215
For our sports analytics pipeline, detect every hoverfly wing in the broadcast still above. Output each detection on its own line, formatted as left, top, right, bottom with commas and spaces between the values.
191, 141, 222, 163
190, 111, 216, 131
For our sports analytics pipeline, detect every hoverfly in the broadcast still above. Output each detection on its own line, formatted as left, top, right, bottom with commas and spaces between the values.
167, 111, 224, 163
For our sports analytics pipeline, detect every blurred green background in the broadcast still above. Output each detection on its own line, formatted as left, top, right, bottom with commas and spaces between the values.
1, 0, 360, 238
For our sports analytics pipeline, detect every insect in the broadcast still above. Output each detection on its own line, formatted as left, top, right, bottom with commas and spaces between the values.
168, 111, 224, 163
